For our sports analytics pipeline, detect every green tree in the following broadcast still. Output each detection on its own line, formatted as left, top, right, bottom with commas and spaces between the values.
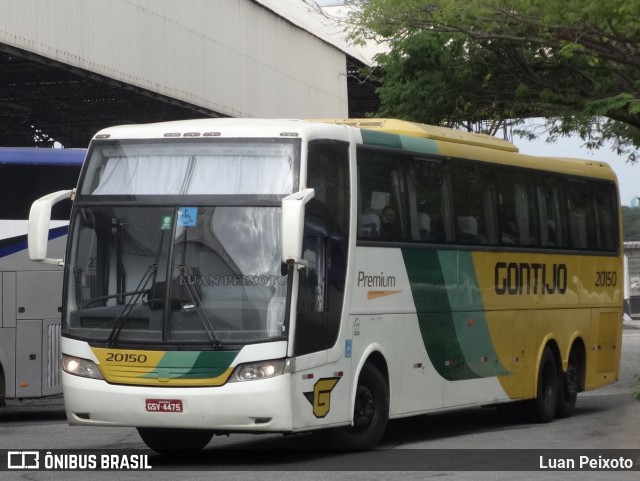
350, 0, 640, 160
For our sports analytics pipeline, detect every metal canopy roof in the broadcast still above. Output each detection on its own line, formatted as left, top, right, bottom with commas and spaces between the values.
0, 44, 220, 148
0, 43, 377, 148
0, 1, 378, 148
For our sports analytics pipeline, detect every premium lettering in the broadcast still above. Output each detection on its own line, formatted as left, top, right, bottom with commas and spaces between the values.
494, 262, 567, 295
357, 271, 396, 288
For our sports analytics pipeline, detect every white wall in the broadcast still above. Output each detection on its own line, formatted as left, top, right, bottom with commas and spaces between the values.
0, 0, 350, 118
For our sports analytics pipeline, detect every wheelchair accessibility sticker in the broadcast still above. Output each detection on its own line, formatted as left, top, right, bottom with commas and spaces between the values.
178, 207, 198, 227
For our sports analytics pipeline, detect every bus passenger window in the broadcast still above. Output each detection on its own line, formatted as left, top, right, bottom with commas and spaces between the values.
417, 212, 430, 240
408, 159, 449, 243
593, 182, 618, 252
380, 205, 402, 240
567, 181, 597, 250
359, 213, 381, 238
357, 147, 407, 242
450, 162, 497, 245
537, 177, 566, 248
457, 216, 478, 243
496, 171, 538, 247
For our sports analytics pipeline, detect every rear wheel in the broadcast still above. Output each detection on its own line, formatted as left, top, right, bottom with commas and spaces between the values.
556, 348, 581, 418
320, 363, 389, 450
137, 427, 213, 454
526, 347, 559, 423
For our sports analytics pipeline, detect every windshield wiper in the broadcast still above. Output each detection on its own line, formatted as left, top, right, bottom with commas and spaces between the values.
177, 266, 222, 350
106, 264, 157, 347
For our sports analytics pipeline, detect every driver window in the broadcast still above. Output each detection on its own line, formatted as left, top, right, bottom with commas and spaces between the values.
299, 236, 325, 314
294, 230, 328, 356
293, 140, 349, 356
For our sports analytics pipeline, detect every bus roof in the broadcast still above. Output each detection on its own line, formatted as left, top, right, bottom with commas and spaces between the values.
0, 147, 86, 166
87, 118, 617, 183
312, 118, 519, 153
93, 117, 514, 152
313, 118, 617, 183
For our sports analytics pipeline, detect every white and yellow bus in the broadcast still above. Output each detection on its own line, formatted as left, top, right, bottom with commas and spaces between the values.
28, 118, 623, 451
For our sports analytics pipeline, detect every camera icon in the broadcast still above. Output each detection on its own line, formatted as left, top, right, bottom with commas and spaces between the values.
7, 451, 40, 470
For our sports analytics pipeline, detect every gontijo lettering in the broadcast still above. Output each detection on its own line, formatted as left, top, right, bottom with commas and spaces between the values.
495, 262, 568, 295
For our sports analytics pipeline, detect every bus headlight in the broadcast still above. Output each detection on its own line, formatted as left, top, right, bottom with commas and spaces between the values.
62, 355, 104, 380
229, 359, 291, 382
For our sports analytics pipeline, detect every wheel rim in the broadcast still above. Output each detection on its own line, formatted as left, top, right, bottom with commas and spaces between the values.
351, 385, 376, 434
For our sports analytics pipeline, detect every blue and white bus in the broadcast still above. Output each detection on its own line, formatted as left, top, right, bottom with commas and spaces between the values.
0, 147, 84, 403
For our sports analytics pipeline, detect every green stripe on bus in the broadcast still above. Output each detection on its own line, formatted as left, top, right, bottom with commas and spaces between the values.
402, 249, 508, 381
399, 136, 439, 155
143, 350, 239, 379
360, 129, 439, 155
402, 249, 478, 381
360, 130, 403, 149
439, 251, 509, 378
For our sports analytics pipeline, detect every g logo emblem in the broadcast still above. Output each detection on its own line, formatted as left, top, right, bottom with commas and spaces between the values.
304, 377, 340, 418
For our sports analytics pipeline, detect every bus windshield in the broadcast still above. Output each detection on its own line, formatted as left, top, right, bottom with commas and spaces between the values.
63, 138, 298, 347
80, 140, 296, 196
66, 205, 286, 346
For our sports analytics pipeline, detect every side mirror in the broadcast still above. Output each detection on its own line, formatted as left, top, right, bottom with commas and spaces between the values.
281, 188, 315, 266
28, 189, 74, 265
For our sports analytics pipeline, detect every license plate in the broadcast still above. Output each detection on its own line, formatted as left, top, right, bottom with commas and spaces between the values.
145, 399, 183, 413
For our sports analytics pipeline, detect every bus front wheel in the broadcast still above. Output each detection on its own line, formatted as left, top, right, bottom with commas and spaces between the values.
137, 427, 213, 454
319, 363, 389, 450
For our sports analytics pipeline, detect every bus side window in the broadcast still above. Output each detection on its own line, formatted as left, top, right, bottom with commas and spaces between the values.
537, 176, 567, 248
359, 212, 381, 238
593, 181, 618, 251
457, 216, 478, 243
408, 159, 448, 243
450, 161, 497, 245
357, 148, 407, 242
0, 163, 80, 219
496, 171, 538, 247
567, 180, 597, 250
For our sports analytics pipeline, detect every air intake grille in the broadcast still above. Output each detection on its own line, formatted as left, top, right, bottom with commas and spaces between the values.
47, 322, 61, 388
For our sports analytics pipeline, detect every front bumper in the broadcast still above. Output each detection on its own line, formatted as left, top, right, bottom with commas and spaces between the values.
62, 371, 294, 432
